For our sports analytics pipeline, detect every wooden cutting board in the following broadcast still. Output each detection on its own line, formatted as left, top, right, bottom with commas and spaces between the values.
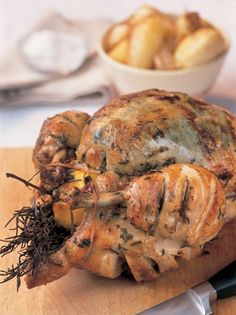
0, 148, 236, 315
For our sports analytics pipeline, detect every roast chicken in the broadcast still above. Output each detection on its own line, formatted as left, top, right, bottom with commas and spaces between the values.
1, 89, 236, 289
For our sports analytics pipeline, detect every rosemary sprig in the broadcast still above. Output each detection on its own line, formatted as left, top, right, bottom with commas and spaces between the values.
0, 202, 71, 290
6, 173, 45, 194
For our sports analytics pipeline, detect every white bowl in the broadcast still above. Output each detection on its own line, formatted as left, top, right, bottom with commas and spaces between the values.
97, 32, 229, 97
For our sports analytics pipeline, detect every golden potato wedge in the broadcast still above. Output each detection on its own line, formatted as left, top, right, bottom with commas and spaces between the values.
154, 46, 176, 70
127, 16, 166, 69
104, 22, 129, 51
108, 39, 129, 63
175, 27, 227, 68
162, 15, 175, 38
176, 12, 202, 42
130, 5, 175, 39
129, 5, 158, 24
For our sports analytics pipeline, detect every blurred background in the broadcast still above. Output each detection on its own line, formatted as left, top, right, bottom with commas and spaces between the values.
0, 0, 235, 147
0, 0, 235, 97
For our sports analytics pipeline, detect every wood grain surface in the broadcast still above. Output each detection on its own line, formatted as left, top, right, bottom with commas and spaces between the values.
0, 148, 236, 315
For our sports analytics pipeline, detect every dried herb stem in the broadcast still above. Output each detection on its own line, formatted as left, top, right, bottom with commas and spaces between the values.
0, 203, 71, 290
6, 172, 45, 194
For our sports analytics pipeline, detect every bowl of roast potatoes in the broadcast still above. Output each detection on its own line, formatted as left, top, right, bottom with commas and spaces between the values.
97, 5, 229, 96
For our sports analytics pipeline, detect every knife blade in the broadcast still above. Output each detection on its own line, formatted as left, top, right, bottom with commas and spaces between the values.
137, 261, 236, 315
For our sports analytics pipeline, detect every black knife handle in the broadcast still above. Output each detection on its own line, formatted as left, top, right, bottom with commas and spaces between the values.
208, 261, 236, 300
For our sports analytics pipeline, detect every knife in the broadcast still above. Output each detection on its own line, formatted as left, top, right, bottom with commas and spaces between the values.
137, 260, 236, 315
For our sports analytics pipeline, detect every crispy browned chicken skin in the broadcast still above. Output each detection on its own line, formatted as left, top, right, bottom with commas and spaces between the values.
33, 110, 90, 169
77, 90, 236, 194
6, 89, 236, 288
26, 163, 226, 288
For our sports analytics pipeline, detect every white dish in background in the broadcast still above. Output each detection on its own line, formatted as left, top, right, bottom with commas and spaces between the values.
19, 29, 87, 75
97, 31, 229, 97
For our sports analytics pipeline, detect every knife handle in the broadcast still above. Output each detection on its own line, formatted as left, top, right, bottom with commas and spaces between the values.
208, 261, 236, 300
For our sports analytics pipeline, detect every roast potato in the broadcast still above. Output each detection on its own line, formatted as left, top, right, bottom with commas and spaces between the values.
104, 22, 129, 51
129, 5, 159, 24
175, 27, 227, 68
104, 5, 227, 70
127, 16, 166, 68
176, 12, 202, 42
108, 38, 129, 63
